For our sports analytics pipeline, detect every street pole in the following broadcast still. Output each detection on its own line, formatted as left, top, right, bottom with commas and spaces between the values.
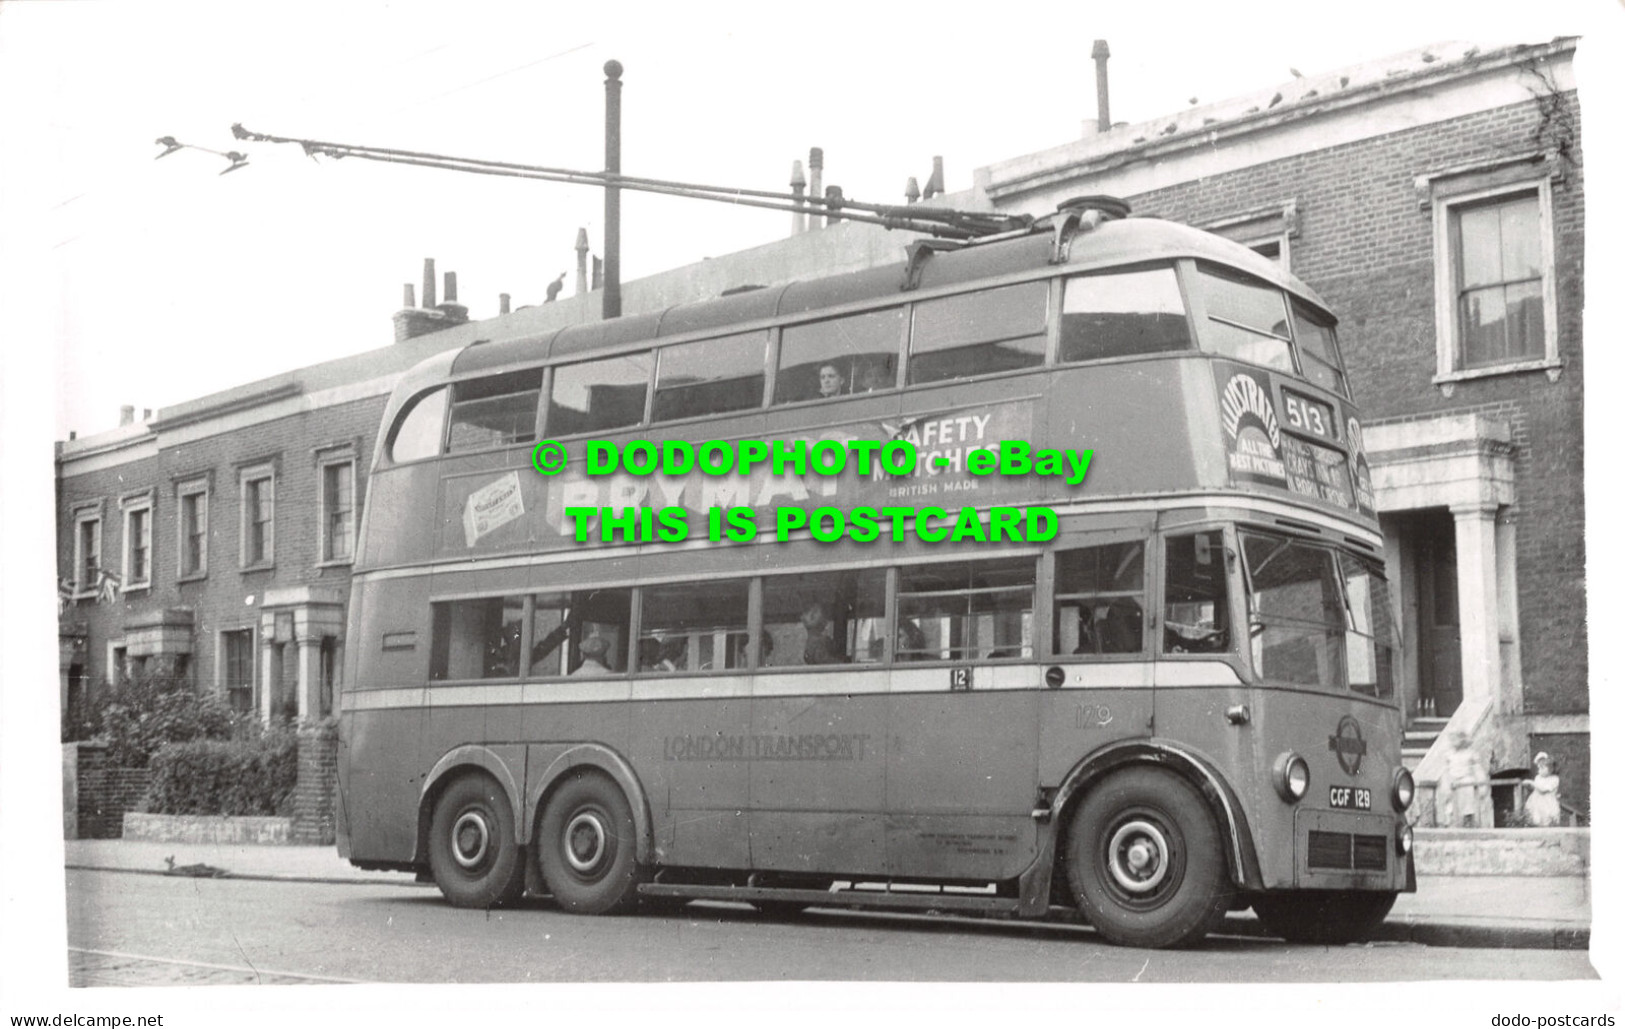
603, 60, 623, 320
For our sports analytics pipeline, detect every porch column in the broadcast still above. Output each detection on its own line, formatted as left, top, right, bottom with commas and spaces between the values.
295, 634, 323, 721
259, 634, 281, 724
1451, 502, 1501, 706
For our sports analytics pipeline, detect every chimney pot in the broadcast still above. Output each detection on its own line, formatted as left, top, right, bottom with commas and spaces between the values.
402, 283, 416, 308
422, 258, 437, 310
1092, 39, 1112, 133
443, 271, 458, 304
143, 408, 152, 421
119, 405, 135, 426
500, 293, 511, 315
905, 176, 920, 203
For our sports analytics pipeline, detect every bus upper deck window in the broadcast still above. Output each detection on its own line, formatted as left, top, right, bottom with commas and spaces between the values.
907, 281, 1048, 386
388, 387, 448, 464
548, 353, 652, 437
1162, 531, 1230, 655
1060, 268, 1190, 363
1195, 265, 1295, 374
775, 309, 903, 403
447, 370, 545, 453
652, 331, 768, 423
1290, 298, 1348, 396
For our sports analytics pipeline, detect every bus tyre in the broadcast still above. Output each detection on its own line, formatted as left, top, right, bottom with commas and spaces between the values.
1065, 767, 1231, 949
1250, 890, 1398, 944
427, 774, 526, 909
538, 772, 642, 915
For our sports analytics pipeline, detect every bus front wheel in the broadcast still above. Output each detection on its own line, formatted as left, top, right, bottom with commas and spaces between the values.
538, 771, 642, 915
427, 773, 527, 909
1065, 767, 1231, 948
1251, 890, 1398, 944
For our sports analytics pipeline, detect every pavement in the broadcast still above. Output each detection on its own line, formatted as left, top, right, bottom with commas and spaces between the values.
64, 837, 1591, 950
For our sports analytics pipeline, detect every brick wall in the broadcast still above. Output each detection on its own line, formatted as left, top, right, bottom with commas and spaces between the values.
292, 723, 340, 845
72, 743, 151, 839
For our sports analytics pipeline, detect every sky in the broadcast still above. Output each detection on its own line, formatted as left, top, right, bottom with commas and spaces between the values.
0, 0, 1614, 440
3, 0, 1624, 1021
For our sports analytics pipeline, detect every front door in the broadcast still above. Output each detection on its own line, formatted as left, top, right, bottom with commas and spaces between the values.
1416, 513, 1462, 717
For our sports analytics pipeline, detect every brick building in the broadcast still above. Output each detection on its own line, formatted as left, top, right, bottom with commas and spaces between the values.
57, 37, 1585, 816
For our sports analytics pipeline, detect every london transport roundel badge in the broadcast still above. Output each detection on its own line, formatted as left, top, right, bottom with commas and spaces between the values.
1328, 715, 1367, 776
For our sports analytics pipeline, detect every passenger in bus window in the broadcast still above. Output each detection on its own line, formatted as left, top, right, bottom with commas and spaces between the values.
1072, 608, 1098, 654
571, 635, 611, 676
896, 619, 927, 661
817, 364, 846, 399
1099, 600, 1145, 654
856, 363, 891, 393
801, 602, 846, 664
657, 637, 687, 672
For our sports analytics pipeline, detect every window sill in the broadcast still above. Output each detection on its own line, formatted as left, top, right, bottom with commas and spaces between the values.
316, 558, 355, 570
121, 583, 151, 595
1434, 357, 1563, 394
239, 562, 276, 574
177, 572, 208, 584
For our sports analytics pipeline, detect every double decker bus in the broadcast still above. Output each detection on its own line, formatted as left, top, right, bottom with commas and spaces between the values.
338, 197, 1415, 949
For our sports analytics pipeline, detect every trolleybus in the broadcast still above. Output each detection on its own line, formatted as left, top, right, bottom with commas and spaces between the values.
338, 197, 1415, 948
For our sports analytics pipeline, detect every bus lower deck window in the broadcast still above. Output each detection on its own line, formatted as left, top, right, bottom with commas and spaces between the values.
1054, 541, 1147, 656
897, 558, 1034, 661
761, 569, 886, 667
429, 596, 524, 680
638, 579, 749, 672
1163, 532, 1230, 655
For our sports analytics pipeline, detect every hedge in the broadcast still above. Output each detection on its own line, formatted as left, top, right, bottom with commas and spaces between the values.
144, 733, 298, 817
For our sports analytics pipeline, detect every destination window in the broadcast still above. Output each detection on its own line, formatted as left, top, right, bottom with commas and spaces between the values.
1241, 533, 1343, 688
527, 588, 632, 678
1059, 267, 1190, 363
637, 580, 749, 672
897, 557, 1034, 661
447, 369, 545, 453
907, 280, 1048, 386
760, 569, 887, 667
652, 331, 768, 423
1162, 531, 1230, 655
1195, 264, 1294, 374
1054, 541, 1146, 656
389, 387, 448, 464
774, 308, 903, 403
548, 353, 652, 437
429, 595, 525, 681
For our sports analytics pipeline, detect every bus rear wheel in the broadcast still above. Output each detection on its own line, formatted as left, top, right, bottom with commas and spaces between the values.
538, 771, 642, 915
1251, 890, 1398, 944
1065, 767, 1231, 949
427, 773, 526, 909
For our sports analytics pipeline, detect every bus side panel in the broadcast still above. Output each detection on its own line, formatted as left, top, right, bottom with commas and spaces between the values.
1044, 362, 1206, 498
349, 578, 431, 690
749, 691, 888, 876
344, 706, 425, 863
360, 464, 437, 569
885, 686, 1039, 881
625, 695, 751, 870
1035, 686, 1154, 787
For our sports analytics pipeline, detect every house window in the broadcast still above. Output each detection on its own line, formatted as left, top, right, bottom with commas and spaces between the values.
120, 494, 153, 591
240, 465, 275, 568
73, 510, 102, 597
177, 480, 208, 579
1431, 176, 1558, 382
222, 628, 256, 713
320, 459, 356, 564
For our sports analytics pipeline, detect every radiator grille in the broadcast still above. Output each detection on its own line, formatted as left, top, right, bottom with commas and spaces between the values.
1307, 830, 1389, 871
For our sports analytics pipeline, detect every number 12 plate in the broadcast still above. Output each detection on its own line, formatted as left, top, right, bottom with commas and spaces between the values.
1329, 786, 1371, 810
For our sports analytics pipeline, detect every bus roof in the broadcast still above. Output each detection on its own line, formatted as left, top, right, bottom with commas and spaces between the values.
445, 215, 1330, 381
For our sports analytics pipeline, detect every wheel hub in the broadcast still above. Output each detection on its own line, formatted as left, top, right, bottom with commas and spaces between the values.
451, 811, 491, 869
1107, 819, 1170, 894
564, 811, 608, 873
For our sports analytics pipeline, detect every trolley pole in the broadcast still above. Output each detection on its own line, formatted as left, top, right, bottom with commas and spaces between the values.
603, 59, 624, 320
